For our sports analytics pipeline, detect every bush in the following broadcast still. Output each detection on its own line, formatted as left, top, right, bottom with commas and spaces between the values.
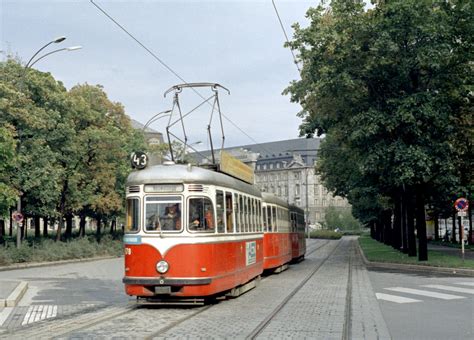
310, 230, 343, 239
0, 234, 123, 266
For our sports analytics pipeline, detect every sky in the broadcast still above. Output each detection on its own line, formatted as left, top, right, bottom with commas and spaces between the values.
1, 0, 316, 150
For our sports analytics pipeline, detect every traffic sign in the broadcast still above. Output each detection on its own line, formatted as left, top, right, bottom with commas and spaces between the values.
12, 211, 24, 223
454, 198, 469, 212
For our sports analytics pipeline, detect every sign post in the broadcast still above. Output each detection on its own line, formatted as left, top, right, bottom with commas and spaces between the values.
454, 198, 469, 261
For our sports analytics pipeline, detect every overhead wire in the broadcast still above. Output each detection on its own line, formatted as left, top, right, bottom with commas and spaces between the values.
89, 0, 274, 156
272, 0, 301, 75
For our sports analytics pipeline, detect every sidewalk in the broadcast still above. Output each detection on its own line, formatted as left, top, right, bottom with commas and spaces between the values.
0, 281, 28, 308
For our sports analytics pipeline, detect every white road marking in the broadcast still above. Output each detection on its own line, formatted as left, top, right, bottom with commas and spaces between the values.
22, 305, 58, 325
376, 293, 421, 304
423, 284, 474, 295
385, 287, 464, 300
455, 282, 474, 287
0, 307, 14, 327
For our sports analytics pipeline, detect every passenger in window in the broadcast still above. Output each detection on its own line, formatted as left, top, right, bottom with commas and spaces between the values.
190, 215, 201, 229
205, 207, 215, 230
147, 214, 161, 230
162, 204, 181, 230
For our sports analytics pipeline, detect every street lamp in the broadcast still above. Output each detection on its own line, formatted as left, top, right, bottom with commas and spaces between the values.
143, 110, 172, 131
25, 36, 66, 68
27, 46, 82, 68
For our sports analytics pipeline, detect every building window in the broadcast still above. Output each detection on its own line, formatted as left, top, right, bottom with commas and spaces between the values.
269, 163, 274, 169
276, 163, 280, 169
295, 184, 300, 196
294, 171, 301, 180
263, 164, 267, 170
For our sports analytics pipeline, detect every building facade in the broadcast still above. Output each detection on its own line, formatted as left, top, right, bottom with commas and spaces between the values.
193, 138, 351, 226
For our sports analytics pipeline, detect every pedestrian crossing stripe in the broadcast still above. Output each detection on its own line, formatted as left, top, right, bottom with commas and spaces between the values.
423, 284, 474, 295
21, 305, 57, 326
384, 287, 464, 300
375, 293, 421, 304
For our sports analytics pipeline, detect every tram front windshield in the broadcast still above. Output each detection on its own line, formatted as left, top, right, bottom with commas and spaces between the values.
145, 196, 182, 232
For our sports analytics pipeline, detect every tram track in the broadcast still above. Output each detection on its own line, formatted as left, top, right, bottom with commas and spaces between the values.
246, 238, 342, 339
3, 239, 336, 339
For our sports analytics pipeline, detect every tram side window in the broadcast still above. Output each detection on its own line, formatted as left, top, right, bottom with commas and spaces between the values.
272, 206, 277, 232
226, 192, 233, 233
216, 190, 225, 233
239, 195, 244, 233
266, 206, 272, 232
250, 198, 255, 232
188, 197, 215, 232
244, 196, 249, 232
263, 205, 267, 231
126, 198, 140, 233
257, 200, 262, 232
234, 193, 240, 233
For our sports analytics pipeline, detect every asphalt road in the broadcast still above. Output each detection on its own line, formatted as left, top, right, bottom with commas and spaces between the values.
369, 268, 474, 340
0, 239, 473, 339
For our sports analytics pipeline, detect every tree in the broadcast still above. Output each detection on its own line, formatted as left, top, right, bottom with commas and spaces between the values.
285, 0, 473, 260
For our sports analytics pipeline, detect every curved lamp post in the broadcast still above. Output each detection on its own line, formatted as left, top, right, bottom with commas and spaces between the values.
142, 110, 172, 131
28, 46, 82, 68
25, 36, 66, 68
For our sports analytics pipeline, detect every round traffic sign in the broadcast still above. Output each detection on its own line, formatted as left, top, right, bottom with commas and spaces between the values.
454, 198, 469, 212
12, 211, 24, 223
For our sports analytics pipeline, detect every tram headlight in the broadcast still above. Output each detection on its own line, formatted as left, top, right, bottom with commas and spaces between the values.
156, 260, 169, 274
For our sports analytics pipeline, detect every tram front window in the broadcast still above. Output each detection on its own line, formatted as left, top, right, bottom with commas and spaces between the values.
188, 197, 215, 232
125, 198, 140, 233
145, 196, 182, 232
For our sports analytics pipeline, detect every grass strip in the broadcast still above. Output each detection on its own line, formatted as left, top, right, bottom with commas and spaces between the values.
359, 235, 474, 269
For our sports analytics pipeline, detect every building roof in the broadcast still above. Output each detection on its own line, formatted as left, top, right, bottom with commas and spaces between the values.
130, 118, 161, 134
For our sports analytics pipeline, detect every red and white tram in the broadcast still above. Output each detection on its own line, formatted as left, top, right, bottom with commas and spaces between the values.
123, 162, 307, 303
261, 194, 307, 273
123, 162, 265, 302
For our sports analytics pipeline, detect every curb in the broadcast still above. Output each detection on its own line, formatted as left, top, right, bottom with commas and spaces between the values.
0, 255, 122, 272
356, 242, 474, 277
0, 281, 28, 307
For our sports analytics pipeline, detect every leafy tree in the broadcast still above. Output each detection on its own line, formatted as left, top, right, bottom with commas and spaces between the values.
286, 0, 473, 260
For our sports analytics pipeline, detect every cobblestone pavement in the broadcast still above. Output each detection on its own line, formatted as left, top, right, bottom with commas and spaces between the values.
1, 238, 390, 339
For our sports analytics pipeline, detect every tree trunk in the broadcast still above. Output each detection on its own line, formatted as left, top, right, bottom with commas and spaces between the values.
0, 219, 5, 245
370, 221, 375, 239
383, 210, 392, 246
56, 179, 68, 242
110, 219, 116, 234
65, 215, 73, 239
8, 209, 13, 237
406, 190, 417, 257
434, 214, 440, 241
458, 216, 463, 245
43, 217, 48, 237
392, 196, 402, 250
34, 216, 41, 238
401, 191, 408, 254
96, 217, 102, 242
79, 215, 86, 237
451, 211, 457, 243
416, 188, 428, 261
21, 218, 26, 240
469, 202, 472, 245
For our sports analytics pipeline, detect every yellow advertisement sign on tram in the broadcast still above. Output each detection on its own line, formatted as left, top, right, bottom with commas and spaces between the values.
219, 151, 254, 184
